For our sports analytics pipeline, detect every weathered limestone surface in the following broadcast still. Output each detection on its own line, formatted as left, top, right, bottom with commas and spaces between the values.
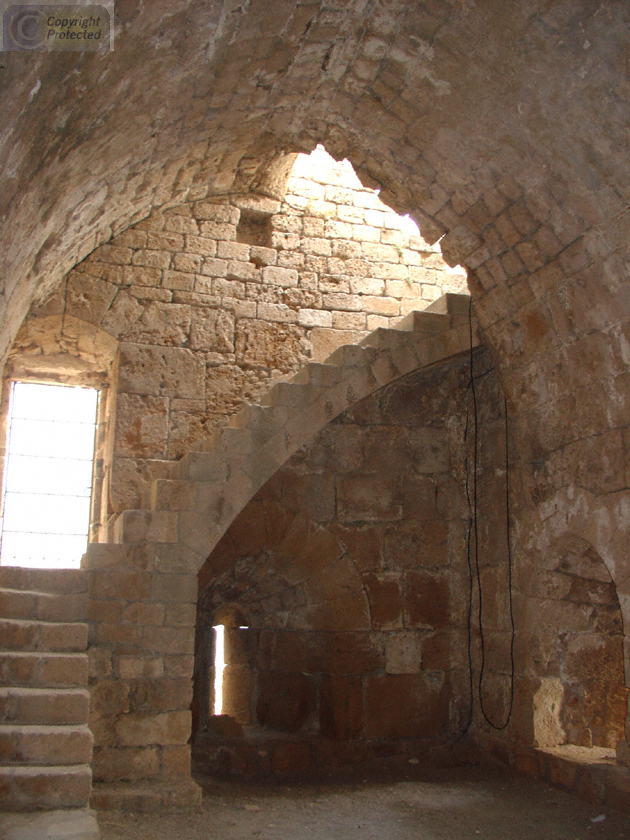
191, 349, 626, 776
5, 148, 464, 526
83, 298, 477, 791
1, 0, 630, 814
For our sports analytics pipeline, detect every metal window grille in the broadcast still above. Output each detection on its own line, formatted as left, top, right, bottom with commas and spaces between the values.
0, 382, 99, 569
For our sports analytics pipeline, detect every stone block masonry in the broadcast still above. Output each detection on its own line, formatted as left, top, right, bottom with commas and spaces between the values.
192, 347, 626, 778
83, 296, 478, 793
5, 147, 465, 534
2, 0, 630, 817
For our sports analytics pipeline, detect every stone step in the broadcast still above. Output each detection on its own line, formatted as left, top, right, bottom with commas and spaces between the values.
111, 509, 177, 544
172, 450, 224, 483
0, 618, 88, 652
195, 425, 252, 458
393, 309, 449, 333
226, 403, 289, 447
400, 323, 475, 366
0, 568, 87, 596
0, 808, 100, 840
260, 380, 321, 408
426, 291, 471, 316
0, 764, 92, 811
324, 343, 378, 368
0, 687, 90, 726
0, 652, 88, 688
0, 588, 87, 622
360, 325, 429, 353
82, 543, 139, 571
290, 362, 342, 388
0, 724, 93, 766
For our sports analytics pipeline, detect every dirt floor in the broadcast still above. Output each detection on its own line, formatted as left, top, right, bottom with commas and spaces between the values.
97, 764, 630, 840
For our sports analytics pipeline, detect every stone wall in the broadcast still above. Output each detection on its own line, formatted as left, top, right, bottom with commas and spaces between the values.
81, 300, 480, 789
464, 361, 627, 750
190, 350, 626, 777
1, 0, 630, 807
192, 355, 471, 774
3, 148, 464, 542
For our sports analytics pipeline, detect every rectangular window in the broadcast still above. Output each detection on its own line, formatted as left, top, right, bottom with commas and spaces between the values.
0, 382, 98, 569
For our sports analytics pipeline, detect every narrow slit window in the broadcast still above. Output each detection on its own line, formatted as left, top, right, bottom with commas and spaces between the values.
212, 623, 250, 719
0, 382, 99, 569
213, 624, 225, 715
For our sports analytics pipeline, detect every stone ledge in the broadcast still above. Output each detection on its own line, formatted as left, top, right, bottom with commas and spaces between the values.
0, 568, 87, 596
192, 728, 482, 780
90, 778, 202, 812
474, 732, 630, 815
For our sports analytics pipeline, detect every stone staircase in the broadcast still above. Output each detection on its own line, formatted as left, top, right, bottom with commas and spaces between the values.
203, 292, 474, 457
82, 293, 478, 811
0, 566, 93, 811
113, 293, 477, 553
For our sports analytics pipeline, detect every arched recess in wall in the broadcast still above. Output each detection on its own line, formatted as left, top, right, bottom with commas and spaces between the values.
524, 500, 630, 752
521, 535, 627, 750
6, 313, 117, 389
193, 502, 370, 737
192, 496, 458, 778
190, 352, 483, 777
189, 346, 629, 777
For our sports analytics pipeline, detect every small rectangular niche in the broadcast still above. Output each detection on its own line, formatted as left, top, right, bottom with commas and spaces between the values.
236, 210, 272, 248
0, 382, 98, 569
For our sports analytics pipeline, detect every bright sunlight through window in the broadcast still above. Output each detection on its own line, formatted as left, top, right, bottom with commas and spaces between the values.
0, 382, 98, 569
213, 624, 225, 715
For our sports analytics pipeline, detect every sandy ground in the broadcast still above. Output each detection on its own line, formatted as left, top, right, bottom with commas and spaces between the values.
98, 764, 630, 840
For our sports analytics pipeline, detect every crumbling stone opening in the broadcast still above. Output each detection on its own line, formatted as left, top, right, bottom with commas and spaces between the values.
192, 602, 254, 736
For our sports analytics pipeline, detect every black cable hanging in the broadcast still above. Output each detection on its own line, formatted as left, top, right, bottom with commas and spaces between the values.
453, 302, 477, 744
466, 297, 516, 733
